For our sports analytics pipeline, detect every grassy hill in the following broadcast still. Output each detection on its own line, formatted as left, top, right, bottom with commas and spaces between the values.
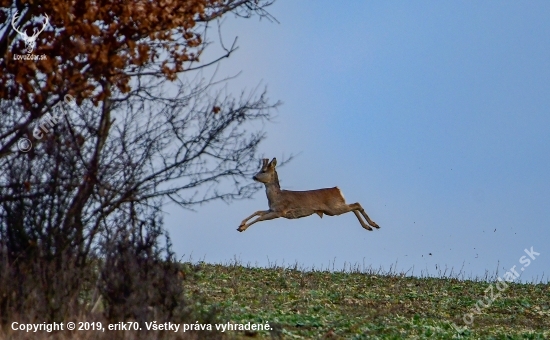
182, 261, 549, 339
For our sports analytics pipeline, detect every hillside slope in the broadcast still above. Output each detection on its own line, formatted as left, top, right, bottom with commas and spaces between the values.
182, 262, 549, 339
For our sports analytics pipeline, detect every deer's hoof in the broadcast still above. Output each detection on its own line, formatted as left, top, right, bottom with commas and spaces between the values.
371, 223, 380, 229
237, 225, 245, 232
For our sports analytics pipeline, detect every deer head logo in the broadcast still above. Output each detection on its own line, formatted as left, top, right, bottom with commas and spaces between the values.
11, 11, 49, 54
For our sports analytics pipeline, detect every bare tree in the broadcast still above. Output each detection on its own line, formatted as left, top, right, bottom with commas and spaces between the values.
0, 0, 278, 325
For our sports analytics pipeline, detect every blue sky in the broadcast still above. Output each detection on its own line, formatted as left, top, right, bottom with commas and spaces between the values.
165, 1, 550, 283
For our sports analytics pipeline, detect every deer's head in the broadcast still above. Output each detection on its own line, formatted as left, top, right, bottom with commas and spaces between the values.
253, 158, 278, 184
11, 11, 49, 54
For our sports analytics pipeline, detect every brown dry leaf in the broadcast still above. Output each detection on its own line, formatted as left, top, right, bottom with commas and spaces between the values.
1, 0, 270, 117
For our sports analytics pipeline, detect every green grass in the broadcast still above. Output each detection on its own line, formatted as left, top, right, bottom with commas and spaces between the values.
181, 261, 549, 339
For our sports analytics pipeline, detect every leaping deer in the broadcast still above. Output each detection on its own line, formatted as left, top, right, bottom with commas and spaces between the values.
237, 158, 380, 232
11, 11, 49, 54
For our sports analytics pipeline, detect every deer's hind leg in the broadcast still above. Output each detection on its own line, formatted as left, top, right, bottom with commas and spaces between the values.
352, 210, 373, 231
349, 202, 380, 229
322, 204, 373, 231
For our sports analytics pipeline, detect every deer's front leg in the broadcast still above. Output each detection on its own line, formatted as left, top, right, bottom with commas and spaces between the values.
240, 210, 269, 224
238, 210, 269, 232
237, 211, 282, 232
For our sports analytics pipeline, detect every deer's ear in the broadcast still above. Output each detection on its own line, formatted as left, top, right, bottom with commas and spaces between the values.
269, 158, 277, 168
